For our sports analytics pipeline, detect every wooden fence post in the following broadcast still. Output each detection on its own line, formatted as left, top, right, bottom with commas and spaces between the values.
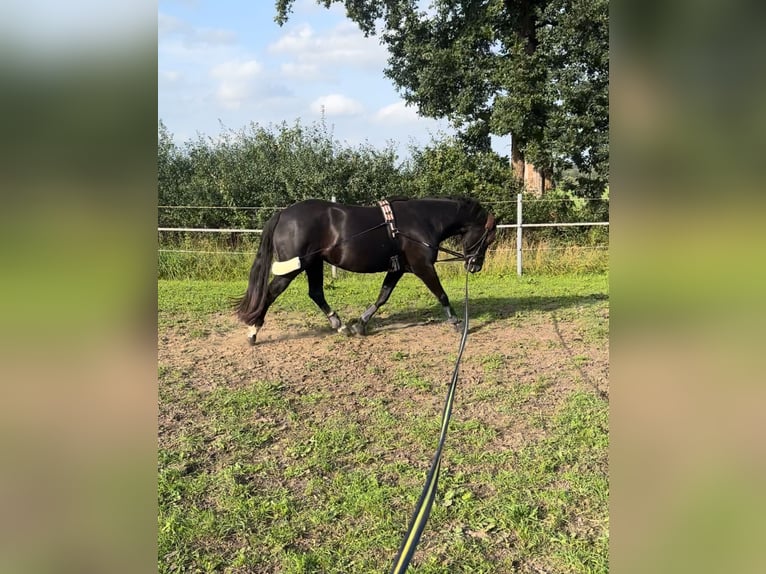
517, 193, 523, 276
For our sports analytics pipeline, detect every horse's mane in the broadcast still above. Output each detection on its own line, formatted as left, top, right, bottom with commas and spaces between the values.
381, 195, 488, 226
425, 196, 487, 221
385, 195, 484, 215
455, 196, 486, 219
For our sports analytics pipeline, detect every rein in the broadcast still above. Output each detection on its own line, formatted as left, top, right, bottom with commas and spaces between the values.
396, 227, 490, 264
389, 269, 472, 573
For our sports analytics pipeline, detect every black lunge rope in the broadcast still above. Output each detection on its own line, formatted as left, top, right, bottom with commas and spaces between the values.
389, 268, 472, 574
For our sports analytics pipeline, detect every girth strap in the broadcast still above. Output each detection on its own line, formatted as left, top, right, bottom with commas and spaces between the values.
378, 199, 402, 272
378, 199, 399, 239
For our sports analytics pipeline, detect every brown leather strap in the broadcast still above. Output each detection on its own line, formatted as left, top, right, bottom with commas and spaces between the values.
378, 199, 399, 238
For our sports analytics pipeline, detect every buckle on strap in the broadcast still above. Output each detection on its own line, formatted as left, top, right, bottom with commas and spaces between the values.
377, 199, 399, 238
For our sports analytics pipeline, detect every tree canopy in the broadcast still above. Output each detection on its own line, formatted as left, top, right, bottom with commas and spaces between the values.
275, 0, 608, 195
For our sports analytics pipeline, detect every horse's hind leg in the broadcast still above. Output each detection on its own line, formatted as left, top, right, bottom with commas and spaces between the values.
350, 270, 404, 335
248, 273, 298, 345
306, 261, 346, 334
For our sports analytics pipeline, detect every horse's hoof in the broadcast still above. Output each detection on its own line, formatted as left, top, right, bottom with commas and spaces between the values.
248, 335, 257, 346
247, 326, 259, 345
328, 313, 343, 331
350, 322, 367, 336
450, 321, 462, 333
338, 324, 351, 336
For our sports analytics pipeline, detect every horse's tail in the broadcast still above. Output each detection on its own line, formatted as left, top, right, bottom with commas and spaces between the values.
235, 211, 281, 325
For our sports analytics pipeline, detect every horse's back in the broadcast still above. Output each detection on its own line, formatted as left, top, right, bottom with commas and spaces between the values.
279, 199, 378, 231
281, 198, 333, 215
273, 199, 391, 271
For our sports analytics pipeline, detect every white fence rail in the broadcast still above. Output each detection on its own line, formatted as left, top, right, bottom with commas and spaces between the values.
158, 227, 263, 234
158, 194, 608, 275
158, 222, 607, 233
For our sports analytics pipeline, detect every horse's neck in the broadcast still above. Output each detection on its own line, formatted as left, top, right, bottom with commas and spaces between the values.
401, 199, 471, 240
432, 200, 469, 240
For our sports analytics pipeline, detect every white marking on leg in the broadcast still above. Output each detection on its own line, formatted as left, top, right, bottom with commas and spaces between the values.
247, 325, 260, 341
327, 311, 342, 331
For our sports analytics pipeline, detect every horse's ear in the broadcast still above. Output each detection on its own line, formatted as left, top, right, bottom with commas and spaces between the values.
485, 213, 496, 229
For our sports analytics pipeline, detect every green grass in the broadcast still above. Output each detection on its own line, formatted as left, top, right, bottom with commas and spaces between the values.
158, 236, 607, 281
159, 271, 608, 573
159, 270, 608, 325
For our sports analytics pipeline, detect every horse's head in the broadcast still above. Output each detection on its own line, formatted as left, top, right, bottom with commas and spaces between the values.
462, 210, 497, 273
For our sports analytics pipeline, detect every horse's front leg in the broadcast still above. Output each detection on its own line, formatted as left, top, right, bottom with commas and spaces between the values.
350, 270, 404, 335
413, 264, 461, 331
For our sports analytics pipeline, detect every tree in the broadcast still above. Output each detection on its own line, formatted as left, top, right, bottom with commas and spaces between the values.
274, 0, 608, 196
403, 137, 520, 222
158, 120, 194, 226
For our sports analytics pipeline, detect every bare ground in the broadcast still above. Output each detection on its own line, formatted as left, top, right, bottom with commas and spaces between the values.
158, 298, 609, 572
159, 307, 608, 452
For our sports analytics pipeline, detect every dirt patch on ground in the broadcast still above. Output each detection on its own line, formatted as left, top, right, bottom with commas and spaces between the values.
159, 307, 608, 451
158, 296, 609, 572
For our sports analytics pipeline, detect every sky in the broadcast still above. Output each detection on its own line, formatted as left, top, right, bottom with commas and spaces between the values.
158, 0, 461, 159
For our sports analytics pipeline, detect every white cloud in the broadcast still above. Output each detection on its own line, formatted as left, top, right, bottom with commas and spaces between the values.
211, 59, 262, 79
269, 23, 314, 53
158, 12, 237, 47
280, 62, 321, 80
373, 101, 421, 124
211, 59, 263, 109
310, 94, 364, 117
269, 21, 386, 77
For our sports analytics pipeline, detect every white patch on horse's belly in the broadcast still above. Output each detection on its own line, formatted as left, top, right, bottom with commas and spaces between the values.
271, 257, 301, 275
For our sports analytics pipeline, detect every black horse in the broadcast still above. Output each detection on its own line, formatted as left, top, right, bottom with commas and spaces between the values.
236, 197, 497, 344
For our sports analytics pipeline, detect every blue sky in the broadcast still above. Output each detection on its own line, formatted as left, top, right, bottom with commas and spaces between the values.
158, 0, 459, 159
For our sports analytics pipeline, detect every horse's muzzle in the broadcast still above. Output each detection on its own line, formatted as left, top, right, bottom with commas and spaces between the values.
466, 260, 482, 273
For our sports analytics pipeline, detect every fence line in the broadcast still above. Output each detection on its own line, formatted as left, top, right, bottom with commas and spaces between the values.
157, 222, 607, 234
158, 198, 608, 209
159, 249, 252, 255
158, 195, 608, 275
158, 227, 263, 234
497, 222, 609, 229
158, 205, 286, 210
492, 245, 609, 252
159, 245, 609, 256
474, 197, 608, 204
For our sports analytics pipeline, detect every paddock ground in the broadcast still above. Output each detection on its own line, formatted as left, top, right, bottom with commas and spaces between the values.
158, 274, 609, 573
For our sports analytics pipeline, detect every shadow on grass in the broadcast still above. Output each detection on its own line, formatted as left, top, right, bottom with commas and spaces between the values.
253, 293, 608, 344
372, 293, 609, 332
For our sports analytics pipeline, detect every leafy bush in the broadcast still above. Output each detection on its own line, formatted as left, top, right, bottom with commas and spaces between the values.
158, 120, 608, 278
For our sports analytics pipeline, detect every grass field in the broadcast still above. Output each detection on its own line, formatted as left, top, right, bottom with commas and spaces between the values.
158, 271, 609, 573
158, 233, 608, 281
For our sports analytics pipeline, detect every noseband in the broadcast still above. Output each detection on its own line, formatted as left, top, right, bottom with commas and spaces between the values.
430, 212, 495, 265
464, 213, 496, 261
